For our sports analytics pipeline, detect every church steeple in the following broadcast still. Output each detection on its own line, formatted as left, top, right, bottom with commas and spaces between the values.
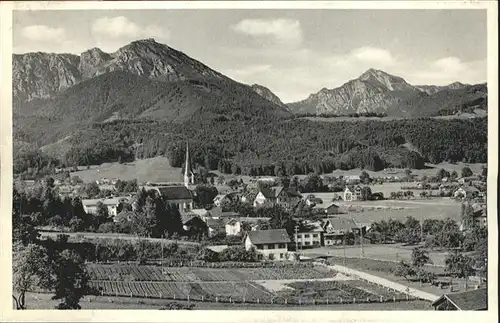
183, 141, 194, 187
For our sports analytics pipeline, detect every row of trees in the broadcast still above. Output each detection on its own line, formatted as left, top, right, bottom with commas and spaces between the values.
14, 116, 487, 179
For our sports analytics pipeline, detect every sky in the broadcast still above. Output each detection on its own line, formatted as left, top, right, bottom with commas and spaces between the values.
13, 9, 487, 102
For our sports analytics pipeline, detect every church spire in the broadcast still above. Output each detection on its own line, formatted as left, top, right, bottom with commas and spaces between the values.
184, 141, 194, 187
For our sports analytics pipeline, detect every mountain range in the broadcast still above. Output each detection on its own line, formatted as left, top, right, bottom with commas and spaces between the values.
287, 69, 487, 116
13, 38, 487, 151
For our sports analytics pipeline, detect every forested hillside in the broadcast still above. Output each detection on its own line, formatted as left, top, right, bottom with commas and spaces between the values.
14, 117, 487, 179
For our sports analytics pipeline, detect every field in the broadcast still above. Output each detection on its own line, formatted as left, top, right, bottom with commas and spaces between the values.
86, 263, 338, 282
68, 154, 485, 185
70, 156, 183, 184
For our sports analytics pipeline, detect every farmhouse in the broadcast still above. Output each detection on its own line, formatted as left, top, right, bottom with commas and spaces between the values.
432, 288, 487, 311
205, 218, 225, 237
343, 186, 362, 202
295, 222, 323, 248
322, 218, 358, 245
454, 186, 480, 199
253, 186, 301, 209
146, 185, 193, 214
209, 206, 240, 219
245, 229, 291, 260
223, 218, 242, 236
82, 197, 131, 217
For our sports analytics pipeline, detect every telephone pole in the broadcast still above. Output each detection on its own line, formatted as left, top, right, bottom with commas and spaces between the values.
294, 225, 299, 256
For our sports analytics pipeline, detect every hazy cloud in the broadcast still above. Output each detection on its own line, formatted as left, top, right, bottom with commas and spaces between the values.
350, 46, 394, 65
90, 16, 170, 51
21, 25, 66, 42
232, 18, 303, 47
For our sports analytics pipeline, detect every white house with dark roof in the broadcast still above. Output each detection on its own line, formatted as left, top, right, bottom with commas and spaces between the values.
253, 186, 301, 209
82, 197, 131, 218
244, 229, 291, 260
322, 217, 358, 245
295, 222, 324, 248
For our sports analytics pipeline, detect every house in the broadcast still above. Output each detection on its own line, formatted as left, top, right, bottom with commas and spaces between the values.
213, 194, 230, 207
206, 218, 225, 237
345, 175, 361, 185
209, 206, 240, 219
181, 214, 208, 236
244, 229, 291, 260
321, 218, 358, 245
240, 189, 258, 204
343, 186, 362, 202
454, 187, 480, 199
82, 197, 131, 217
225, 218, 242, 236
253, 186, 302, 209
431, 288, 487, 311
295, 222, 324, 248
311, 202, 340, 215
145, 185, 193, 213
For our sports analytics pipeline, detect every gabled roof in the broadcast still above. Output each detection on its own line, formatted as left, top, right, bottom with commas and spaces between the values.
432, 288, 487, 310
206, 218, 224, 228
259, 187, 276, 199
148, 186, 193, 200
82, 197, 130, 207
322, 217, 358, 231
246, 229, 291, 245
191, 208, 209, 217
298, 222, 324, 233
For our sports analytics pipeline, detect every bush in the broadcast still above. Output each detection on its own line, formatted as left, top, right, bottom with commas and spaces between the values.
218, 245, 259, 262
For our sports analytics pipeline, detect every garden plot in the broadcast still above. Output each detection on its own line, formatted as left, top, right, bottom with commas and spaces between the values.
89, 281, 273, 301
87, 263, 339, 282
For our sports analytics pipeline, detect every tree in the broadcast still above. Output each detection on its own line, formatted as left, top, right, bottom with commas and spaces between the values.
404, 169, 412, 180
411, 247, 432, 268
481, 166, 487, 178
436, 168, 450, 181
52, 249, 91, 309
13, 242, 54, 309
450, 170, 458, 181
82, 182, 100, 199
360, 186, 372, 201
394, 260, 416, 281
445, 250, 475, 289
461, 167, 473, 178
360, 171, 371, 184
94, 202, 112, 229
194, 185, 218, 208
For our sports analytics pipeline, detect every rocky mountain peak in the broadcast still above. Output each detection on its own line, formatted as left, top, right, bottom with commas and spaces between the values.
250, 84, 286, 108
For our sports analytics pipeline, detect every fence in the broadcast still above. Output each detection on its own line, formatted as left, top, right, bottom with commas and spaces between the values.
88, 260, 315, 269
88, 289, 420, 306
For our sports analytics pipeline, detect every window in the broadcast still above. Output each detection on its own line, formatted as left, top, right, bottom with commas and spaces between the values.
312, 234, 318, 238
313, 241, 319, 245
268, 244, 275, 249
305, 241, 310, 246
278, 244, 286, 248
304, 234, 310, 238
279, 253, 284, 259
257, 245, 263, 250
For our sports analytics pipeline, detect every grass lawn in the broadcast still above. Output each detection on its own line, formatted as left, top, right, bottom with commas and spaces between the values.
70, 156, 183, 184
22, 292, 432, 310
68, 155, 485, 185
301, 244, 449, 267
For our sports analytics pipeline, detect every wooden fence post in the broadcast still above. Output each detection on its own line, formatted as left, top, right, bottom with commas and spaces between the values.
298, 299, 301, 306
380, 296, 383, 302
216, 296, 218, 303
130, 292, 132, 298
201, 295, 204, 302
257, 298, 260, 304
285, 298, 287, 305
243, 296, 245, 303
353, 298, 356, 304
174, 294, 176, 300
340, 298, 343, 304
393, 296, 396, 302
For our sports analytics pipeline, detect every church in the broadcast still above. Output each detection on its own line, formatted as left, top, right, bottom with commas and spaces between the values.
183, 141, 195, 188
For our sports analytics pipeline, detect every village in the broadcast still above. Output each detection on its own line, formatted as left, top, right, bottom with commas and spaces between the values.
13, 142, 488, 311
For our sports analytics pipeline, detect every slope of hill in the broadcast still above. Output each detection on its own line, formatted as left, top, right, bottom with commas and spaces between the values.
415, 82, 469, 95
250, 84, 288, 109
287, 69, 487, 117
13, 38, 229, 103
